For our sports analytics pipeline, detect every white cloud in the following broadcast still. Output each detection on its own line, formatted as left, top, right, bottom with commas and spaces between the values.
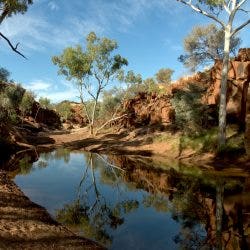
0, 12, 103, 52
23, 79, 79, 103
24, 80, 51, 91
48, 1, 59, 11
41, 89, 78, 103
0, 0, 185, 54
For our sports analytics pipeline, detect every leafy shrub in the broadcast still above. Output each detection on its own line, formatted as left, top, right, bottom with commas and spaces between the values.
20, 91, 35, 116
98, 90, 122, 119
170, 83, 212, 135
0, 67, 10, 83
0, 92, 18, 124
39, 97, 52, 109
55, 101, 73, 121
180, 127, 218, 152
4, 83, 25, 109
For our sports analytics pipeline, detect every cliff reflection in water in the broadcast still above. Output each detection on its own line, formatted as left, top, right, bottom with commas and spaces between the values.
14, 149, 250, 249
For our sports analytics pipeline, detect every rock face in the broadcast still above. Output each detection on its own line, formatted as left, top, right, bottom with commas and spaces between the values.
204, 48, 250, 126
121, 48, 250, 133
32, 102, 61, 129
121, 92, 175, 128
68, 103, 88, 127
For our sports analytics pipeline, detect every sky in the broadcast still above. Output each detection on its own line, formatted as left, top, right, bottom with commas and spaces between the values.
0, 0, 249, 103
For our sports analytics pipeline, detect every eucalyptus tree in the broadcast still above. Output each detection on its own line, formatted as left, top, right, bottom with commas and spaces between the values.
0, 0, 33, 58
52, 32, 128, 135
155, 68, 174, 84
179, 23, 241, 71
177, 0, 250, 148
0, 67, 10, 82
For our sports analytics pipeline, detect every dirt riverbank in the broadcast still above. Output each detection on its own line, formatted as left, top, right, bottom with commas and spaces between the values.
0, 170, 104, 250
38, 127, 249, 169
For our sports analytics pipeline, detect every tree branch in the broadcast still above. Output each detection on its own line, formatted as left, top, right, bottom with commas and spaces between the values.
0, 32, 27, 59
231, 18, 250, 36
177, 0, 225, 28
95, 114, 127, 135
223, 1, 231, 14
236, 0, 247, 9
238, 8, 250, 13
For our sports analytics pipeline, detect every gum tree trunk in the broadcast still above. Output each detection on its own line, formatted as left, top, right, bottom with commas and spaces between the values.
218, 26, 231, 148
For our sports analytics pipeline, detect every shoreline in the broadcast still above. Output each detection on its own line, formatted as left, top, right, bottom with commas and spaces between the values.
0, 171, 105, 249
3, 126, 250, 173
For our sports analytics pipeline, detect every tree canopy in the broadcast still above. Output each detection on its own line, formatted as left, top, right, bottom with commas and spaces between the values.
0, 0, 33, 23
179, 24, 241, 71
0, 67, 10, 82
155, 68, 174, 84
52, 32, 128, 135
0, 0, 33, 58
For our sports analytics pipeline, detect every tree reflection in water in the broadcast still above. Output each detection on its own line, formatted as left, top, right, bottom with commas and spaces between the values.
169, 171, 247, 250
13, 150, 250, 249
55, 153, 139, 247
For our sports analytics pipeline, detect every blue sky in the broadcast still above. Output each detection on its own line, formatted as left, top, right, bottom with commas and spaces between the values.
0, 0, 249, 103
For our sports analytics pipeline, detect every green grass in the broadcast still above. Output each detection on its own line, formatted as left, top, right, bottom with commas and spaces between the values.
153, 133, 173, 143
180, 126, 245, 156
180, 127, 218, 153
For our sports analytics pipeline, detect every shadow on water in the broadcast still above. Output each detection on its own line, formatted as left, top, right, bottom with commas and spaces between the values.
6, 148, 250, 249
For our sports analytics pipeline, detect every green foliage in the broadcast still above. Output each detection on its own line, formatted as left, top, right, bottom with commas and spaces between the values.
0, 84, 25, 124
4, 83, 25, 109
0, 67, 10, 82
55, 101, 73, 121
98, 89, 122, 119
19, 156, 33, 175
179, 24, 241, 71
180, 127, 218, 152
123, 70, 142, 84
120, 68, 173, 98
143, 194, 169, 212
217, 131, 245, 156
19, 90, 35, 116
124, 77, 165, 98
179, 125, 245, 154
52, 32, 128, 134
0, 83, 35, 124
39, 97, 51, 109
52, 45, 91, 82
155, 68, 174, 84
0, 0, 33, 21
171, 84, 212, 134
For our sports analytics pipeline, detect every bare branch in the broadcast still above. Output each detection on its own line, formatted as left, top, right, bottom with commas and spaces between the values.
238, 8, 250, 13
0, 32, 27, 59
231, 18, 250, 36
236, 0, 247, 9
223, 1, 231, 14
177, 0, 226, 28
95, 114, 127, 135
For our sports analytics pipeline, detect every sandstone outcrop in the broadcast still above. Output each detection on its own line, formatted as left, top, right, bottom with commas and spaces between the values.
121, 92, 175, 128
32, 102, 61, 129
120, 49, 250, 133
68, 103, 88, 127
204, 48, 250, 126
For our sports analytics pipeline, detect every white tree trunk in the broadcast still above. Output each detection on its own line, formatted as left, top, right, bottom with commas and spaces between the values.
218, 26, 231, 148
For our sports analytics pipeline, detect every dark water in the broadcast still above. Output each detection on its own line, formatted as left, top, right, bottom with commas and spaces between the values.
13, 148, 250, 249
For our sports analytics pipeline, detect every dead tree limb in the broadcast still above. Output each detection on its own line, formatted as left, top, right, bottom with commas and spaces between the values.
0, 32, 27, 59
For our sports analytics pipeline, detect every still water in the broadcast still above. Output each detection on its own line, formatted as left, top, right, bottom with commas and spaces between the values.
13, 148, 250, 249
